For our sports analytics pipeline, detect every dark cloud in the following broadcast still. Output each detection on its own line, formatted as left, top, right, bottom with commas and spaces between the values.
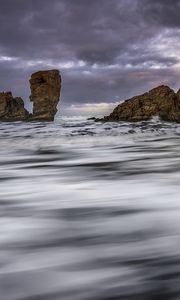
138, 0, 180, 28
0, 0, 179, 115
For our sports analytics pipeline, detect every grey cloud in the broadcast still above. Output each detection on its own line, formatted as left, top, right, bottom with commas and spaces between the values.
0, 0, 179, 114
137, 0, 180, 28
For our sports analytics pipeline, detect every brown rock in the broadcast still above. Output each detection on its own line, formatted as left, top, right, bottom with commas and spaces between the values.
99, 85, 180, 123
29, 69, 61, 121
0, 91, 29, 121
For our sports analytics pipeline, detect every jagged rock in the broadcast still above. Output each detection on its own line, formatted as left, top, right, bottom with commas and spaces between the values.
29, 69, 61, 121
87, 117, 96, 121
98, 85, 180, 123
0, 69, 61, 122
0, 91, 29, 121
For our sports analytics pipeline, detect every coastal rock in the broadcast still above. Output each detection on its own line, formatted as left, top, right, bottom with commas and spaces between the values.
0, 92, 29, 121
29, 69, 61, 121
0, 69, 61, 122
99, 85, 180, 123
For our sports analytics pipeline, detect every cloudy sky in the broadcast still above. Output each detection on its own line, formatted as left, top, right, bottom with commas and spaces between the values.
0, 0, 180, 115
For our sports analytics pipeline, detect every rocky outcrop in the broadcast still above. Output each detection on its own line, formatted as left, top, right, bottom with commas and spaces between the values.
0, 92, 29, 121
29, 70, 61, 121
97, 85, 180, 123
0, 69, 61, 122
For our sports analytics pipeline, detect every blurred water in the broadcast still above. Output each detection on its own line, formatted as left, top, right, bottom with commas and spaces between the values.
1, 116, 180, 299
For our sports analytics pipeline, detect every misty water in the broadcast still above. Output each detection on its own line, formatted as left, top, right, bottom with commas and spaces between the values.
1, 116, 180, 299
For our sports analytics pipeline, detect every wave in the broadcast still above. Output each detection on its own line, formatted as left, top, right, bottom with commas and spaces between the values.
1, 116, 180, 299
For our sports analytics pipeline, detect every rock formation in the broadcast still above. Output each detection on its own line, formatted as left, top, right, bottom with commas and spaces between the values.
0, 91, 29, 121
29, 70, 61, 121
0, 69, 61, 122
97, 85, 180, 123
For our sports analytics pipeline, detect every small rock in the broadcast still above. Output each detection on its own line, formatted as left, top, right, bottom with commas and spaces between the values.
0, 92, 29, 121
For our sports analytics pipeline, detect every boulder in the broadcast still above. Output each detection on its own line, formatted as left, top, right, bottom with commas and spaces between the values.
29, 69, 61, 121
98, 85, 180, 123
0, 91, 29, 121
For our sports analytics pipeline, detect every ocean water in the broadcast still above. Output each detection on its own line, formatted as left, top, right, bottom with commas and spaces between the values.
1, 116, 180, 299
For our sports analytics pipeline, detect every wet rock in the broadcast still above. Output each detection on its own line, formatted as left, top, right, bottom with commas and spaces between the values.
0, 92, 29, 121
98, 85, 180, 123
87, 117, 96, 121
29, 69, 61, 121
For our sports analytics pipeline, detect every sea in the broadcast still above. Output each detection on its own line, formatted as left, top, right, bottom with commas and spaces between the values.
1, 116, 180, 300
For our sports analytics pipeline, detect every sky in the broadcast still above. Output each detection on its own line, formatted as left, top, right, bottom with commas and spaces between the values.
0, 0, 180, 116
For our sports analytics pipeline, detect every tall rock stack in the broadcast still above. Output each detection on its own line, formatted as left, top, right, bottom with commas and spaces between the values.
29, 69, 61, 121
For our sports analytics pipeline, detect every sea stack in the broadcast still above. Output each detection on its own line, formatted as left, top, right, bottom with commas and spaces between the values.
0, 69, 61, 122
97, 85, 180, 123
29, 69, 61, 121
0, 91, 29, 121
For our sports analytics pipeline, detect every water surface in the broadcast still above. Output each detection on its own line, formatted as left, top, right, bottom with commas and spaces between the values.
1, 116, 180, 299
